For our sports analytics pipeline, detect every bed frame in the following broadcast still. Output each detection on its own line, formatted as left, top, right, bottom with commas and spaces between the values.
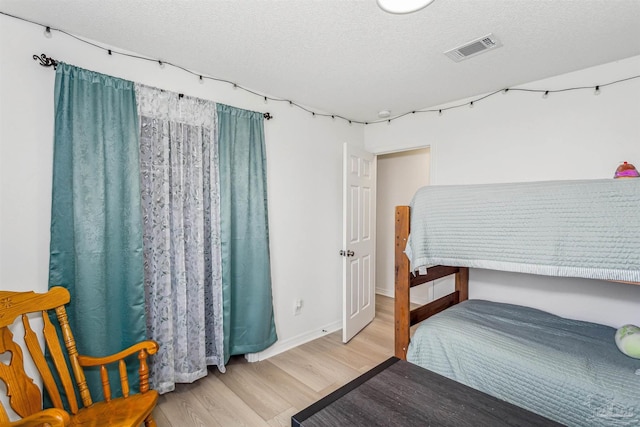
394, 206, 469, 360
394, 204, 639, 360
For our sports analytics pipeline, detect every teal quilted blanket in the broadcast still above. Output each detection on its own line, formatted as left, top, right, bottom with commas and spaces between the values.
407, 179, 640, 282
407, 300, 640, 426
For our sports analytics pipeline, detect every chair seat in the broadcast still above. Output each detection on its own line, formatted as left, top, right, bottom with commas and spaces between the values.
69, 391, 158, 427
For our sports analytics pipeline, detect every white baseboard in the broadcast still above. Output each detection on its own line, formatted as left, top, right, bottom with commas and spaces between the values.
376, 287, 431, 305
246, 289, 433, 363
245, 319, 342, 363
375, 287, 394, 298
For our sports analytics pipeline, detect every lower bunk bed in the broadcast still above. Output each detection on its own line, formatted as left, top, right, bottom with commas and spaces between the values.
406, 298, 640, 426
393, 179, 640, 427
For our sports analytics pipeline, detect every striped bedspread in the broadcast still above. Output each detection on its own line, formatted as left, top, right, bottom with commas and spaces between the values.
407, 300, 640, 427
406, 179, 640, 282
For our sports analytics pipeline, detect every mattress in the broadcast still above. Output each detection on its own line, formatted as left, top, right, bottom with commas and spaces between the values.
406, 179, 640, 282
406, 300, 640, 426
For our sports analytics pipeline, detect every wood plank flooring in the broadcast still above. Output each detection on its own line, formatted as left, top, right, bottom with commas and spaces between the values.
153, 295, 396, 427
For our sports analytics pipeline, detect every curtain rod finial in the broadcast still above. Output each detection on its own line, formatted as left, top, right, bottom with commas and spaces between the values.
33, 53, 58, 69
263, 112, 273, 120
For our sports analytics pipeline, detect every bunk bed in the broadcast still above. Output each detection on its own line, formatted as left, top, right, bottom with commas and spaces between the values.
394, 178, 640, 427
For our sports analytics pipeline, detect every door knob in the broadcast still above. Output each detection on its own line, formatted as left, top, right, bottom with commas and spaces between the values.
347, 250, 355, 257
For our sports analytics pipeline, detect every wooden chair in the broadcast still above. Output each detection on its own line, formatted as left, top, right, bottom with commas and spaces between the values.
0, 287, 159, 427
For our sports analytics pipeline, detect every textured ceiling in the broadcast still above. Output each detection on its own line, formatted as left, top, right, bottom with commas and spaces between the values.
2, 0, 640, 122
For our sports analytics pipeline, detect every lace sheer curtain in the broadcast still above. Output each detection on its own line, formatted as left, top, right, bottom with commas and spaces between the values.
136, 84, 225, 394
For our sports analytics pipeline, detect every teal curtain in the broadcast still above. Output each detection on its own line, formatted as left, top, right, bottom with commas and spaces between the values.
217, 104, 277, 361
48, 63, 146, 404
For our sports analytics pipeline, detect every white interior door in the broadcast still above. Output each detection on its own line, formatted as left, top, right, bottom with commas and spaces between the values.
342, 143, 376, 343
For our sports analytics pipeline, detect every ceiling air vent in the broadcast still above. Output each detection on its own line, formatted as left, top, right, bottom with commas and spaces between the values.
444, 34, 502, 62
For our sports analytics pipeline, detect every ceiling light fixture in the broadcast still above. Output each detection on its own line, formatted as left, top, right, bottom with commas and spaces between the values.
377, 0, 436, 14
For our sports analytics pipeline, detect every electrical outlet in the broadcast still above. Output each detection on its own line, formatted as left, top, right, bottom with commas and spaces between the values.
294, 298, 303, 315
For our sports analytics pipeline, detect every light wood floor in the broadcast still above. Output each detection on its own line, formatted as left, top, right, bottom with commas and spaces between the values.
152, 295, 396, 427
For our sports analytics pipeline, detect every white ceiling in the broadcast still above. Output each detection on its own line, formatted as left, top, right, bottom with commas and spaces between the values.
2, 0, 640, 122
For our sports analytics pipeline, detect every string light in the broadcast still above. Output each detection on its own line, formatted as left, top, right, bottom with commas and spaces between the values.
199, 75, 204, 84
9, 11, 640, 127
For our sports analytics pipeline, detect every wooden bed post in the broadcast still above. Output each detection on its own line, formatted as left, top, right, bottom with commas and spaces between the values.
394, 206, 471, 361
455, 267, 469, 303
395, 206, 411, 360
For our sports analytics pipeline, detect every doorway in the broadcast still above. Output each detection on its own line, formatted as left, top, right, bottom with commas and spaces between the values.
375, 148, 430, 300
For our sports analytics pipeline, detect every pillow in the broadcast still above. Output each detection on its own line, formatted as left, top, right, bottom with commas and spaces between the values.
615, 324, 640, 359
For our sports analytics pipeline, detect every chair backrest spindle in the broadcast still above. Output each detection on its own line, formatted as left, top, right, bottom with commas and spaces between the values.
100, 365, 112, 402
41, 310, 80, 414
138, 349, 151, 393
21, 313, 65, 410
54, 305, 93, 408
119, 360, 130, 398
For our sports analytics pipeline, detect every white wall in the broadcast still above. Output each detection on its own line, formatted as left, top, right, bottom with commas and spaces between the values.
0, 14, 365, 362
365, 55, 640, 327
375, 149, 429, 299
